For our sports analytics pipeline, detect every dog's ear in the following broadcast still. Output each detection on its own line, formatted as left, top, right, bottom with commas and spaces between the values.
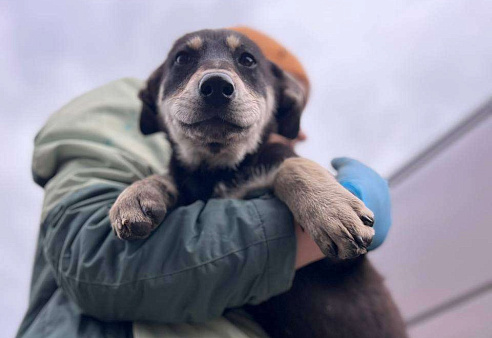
270, 62, 309, 139
139, 64, 165, 135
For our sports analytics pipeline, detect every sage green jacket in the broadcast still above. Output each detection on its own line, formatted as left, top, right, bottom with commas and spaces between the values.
17, 78, 297, 338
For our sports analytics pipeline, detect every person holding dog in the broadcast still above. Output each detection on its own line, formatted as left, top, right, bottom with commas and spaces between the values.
17, 27, 392, 338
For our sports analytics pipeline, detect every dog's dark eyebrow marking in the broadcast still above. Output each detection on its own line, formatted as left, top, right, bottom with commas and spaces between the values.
226, 35, 241, 51
187, 36, 203, 50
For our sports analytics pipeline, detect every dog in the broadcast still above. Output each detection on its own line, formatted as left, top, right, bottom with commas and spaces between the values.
109, 28, 407, 337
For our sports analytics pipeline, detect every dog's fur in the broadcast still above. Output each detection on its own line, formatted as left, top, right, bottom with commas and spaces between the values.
109, 29, 407, 337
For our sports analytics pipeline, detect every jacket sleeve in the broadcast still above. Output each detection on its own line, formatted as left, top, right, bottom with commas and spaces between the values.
42, 184, 295, 323
33, 78, 296, 323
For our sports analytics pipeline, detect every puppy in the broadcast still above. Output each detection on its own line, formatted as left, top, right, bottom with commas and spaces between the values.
110, 29, 407, 337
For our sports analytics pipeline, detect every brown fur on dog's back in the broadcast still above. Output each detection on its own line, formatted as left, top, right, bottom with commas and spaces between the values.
247, 257, 408, 338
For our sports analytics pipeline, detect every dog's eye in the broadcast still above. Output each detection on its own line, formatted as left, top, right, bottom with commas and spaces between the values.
238, 53, 256, 68
175, 52, 191, 65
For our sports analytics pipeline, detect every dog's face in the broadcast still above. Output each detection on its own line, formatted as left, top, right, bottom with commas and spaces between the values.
140, 29, 307, 169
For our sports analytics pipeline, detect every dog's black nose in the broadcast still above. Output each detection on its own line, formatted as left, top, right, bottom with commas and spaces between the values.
199, 73, 235, 105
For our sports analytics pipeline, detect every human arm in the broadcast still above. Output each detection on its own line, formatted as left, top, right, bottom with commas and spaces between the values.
42, 185, 296, 323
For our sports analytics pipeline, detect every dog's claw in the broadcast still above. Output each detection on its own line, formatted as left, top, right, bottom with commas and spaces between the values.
354, 235, 365, 247
142, 206, 153, 218
361, 215, 374, 227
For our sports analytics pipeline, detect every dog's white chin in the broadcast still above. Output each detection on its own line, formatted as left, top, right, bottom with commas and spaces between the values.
171, 124, 261, 170
180, 116, 249, 134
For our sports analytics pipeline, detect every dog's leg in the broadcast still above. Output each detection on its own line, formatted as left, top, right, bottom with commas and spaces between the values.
109, 174, 178, 240
274, 157, 375, 259
246, 157, 407, 337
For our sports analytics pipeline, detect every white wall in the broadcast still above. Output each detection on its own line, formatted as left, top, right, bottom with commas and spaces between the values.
371, 111, 492, 337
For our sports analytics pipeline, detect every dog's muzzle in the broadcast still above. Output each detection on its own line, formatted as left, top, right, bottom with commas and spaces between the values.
199, 73, 235, 106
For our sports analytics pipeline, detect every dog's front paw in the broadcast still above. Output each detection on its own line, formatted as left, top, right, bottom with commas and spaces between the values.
301, 188, 375, 260
274, 158, 375, 260
109, 181, 169, 240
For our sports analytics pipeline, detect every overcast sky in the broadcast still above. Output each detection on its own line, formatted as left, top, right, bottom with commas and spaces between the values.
1, 1, 492, 336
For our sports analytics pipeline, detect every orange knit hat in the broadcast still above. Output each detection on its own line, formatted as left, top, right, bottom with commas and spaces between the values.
229, 26, 310, 95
